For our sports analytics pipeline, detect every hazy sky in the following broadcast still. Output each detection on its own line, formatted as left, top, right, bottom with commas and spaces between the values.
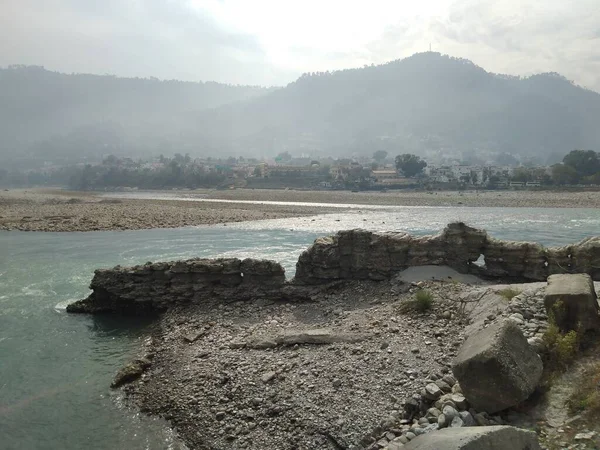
2, 0, 600, 91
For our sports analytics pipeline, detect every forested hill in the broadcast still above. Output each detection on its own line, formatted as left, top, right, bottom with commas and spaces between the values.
3, 53, 600, 167
197, 52, 600, 158
0, 65, 273, 166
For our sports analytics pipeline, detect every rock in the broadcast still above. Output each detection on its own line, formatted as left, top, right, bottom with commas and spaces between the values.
442, 374, 457, 387
247, 329, 369, 349
527, 337, 545, 353
545, 274, 599, 332
449, 416, 464, 428
111, 358, 151, 388
452, 320, 543, 413
183, 330, 205, 343
459, 411, 475, 427
473, 413, 489, 426
402, 426, 540, 449
442, 405, 458, 423
261, 371, 277, 383
423, 383, 443, 401
248, 339, 278, 350
426, 408, 441, 419
437, 414, 446, 429
387, 441, 405, 450
435, 380, 452, 393
450, 394, 467, 410
574, 431, 596, 440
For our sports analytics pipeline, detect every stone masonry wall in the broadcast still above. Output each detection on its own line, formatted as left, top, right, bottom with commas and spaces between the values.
294, 222, 600, 284
68, 222, 600, 313
67, 258, 286, 313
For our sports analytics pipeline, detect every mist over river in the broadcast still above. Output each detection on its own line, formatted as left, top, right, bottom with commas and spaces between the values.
2, 205, 600, 449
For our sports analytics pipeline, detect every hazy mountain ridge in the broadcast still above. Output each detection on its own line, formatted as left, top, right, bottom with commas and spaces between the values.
0, 65, 275, 166
2, 53, 600, 166
198, 53, 600, 157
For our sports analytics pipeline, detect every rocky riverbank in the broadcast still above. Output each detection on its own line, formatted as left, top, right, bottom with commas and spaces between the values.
124, 278, 473, 449
115, 276, 600, 450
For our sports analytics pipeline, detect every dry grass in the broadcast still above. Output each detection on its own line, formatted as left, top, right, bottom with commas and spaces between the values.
497, 287, 521, 301
567, 361, 600, 416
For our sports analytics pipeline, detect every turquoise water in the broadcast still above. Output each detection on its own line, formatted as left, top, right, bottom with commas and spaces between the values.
1, 206, 600, 449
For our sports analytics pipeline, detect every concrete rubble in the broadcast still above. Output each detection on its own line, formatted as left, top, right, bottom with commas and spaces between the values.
452, 320, 543, 413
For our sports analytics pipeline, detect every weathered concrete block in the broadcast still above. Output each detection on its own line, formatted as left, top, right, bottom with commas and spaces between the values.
403, 426, 540, 450
452, 320, 543, 413
545, 273, 599, 332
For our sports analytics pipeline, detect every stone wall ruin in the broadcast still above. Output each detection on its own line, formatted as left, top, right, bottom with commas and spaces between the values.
294, 222, 600, 284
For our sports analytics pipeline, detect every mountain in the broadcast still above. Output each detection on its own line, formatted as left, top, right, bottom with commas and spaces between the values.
2, 53, 600, 166
195, 52, 600, 159
0, 65, 274, 167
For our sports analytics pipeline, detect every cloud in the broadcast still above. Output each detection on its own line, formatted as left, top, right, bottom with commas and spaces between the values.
1, 0, 599, 91
0, 0, 286, 85
362, 0, 600, 91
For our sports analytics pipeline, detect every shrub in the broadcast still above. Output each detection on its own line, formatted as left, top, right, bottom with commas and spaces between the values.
542, 304, 580, 371
414, 289, 434, 312
497, 288, 520, 301
398, 289, 434, 314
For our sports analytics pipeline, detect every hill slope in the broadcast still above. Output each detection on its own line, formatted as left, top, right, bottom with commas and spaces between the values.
2, 53, 600, 166
0, 65, 273, 166
197, 52, 600, 158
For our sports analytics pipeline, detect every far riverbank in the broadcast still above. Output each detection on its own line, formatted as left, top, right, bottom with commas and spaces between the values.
1, 188, 599, 232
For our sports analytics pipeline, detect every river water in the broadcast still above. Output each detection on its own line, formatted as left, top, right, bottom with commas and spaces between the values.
2, 205, 600, 449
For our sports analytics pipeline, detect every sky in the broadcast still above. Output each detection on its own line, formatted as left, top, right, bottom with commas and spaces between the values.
2, 0, 600, 91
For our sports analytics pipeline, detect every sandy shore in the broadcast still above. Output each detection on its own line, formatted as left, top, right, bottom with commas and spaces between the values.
1, 187, 599, 232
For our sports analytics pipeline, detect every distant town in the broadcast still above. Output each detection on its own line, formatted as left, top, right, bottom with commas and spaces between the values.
1, 149, 599, 191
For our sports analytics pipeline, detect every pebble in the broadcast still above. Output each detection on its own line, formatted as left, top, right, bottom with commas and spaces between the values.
261, 371, 277, 383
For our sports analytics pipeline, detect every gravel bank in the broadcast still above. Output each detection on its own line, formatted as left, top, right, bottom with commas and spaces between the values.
189, 188, 600, 209
0, 189, 333, 232
124, 279, 472, 450
2, 188, 599, 232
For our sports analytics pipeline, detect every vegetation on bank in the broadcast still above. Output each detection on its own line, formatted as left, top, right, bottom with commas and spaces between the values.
1, 149, 599, 191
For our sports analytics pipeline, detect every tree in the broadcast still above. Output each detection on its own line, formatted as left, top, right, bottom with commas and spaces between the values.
510, 167, 532, 182
551, 164, 578, 185
395, 154, 427, 177
275, 151, 292, 163
372, 150, 388, 163
495, 152, 519, 166
563, 150, 600, 179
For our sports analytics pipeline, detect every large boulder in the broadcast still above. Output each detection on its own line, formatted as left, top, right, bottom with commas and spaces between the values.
544, 273, 599, 332
452, 320, 543, 413
403, 426, 540, 450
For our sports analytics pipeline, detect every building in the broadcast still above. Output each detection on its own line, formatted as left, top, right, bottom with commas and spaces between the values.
372, 170, 399, 183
